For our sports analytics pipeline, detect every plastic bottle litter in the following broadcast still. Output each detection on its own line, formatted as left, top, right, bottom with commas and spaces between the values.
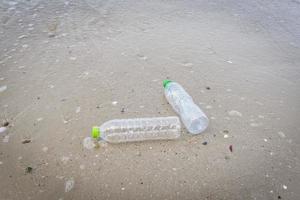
92, 116, 181, 143
163, 80, 209, 134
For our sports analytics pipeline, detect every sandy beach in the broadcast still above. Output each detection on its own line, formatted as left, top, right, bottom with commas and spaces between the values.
1, 0, 300, 199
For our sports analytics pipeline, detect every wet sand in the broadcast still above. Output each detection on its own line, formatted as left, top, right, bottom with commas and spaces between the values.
1, 0, 300, 199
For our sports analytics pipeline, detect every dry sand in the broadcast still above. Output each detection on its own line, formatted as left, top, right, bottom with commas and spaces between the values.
1, 0, 300, 199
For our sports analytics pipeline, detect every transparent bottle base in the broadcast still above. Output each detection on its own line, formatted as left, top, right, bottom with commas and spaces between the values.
185, 117, 209, 134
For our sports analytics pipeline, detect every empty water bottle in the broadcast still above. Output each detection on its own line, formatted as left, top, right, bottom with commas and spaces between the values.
163, 80, 209, 134
92, 116, 181, 143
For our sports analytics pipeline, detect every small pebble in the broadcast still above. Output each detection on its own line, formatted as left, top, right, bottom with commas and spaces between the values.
250, 123, 260, 127
61, 156, 70, 164
224, 134, 229, 138
278, 131, 286, 138
65, 178, 75, 192
205, 105, 212, 109
79, 164, 85, 170
22, 139, 31, 144
25, 167, 33, 174
112, 101, 118, 105
18, 35, 27, 39
37, 118, 43, 122
182, 62, 193, 67
48, 33, 56, 38
202, 141, 208, 145
264, 138, 268, 142
283, 185, 287, 190
121, 187, 125, 191
42, 147, 48, 152
229, 145, 233, 152
76, 107, 81, 113
69, 57, 77, 61
0, 85, 7, 93
228, 110, 242, 117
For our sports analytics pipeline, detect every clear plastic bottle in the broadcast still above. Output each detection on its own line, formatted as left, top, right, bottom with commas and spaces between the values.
92, 116, 181, 143
163, 80, 209, 134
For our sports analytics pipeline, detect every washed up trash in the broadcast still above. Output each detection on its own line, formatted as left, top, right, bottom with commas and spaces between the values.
163, 80, 209, 134
0, 126, 7, 134
92, 116, 181, 143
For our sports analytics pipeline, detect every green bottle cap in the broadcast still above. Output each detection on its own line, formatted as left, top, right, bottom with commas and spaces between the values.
163, 79, 172, 88
92, 126, 101, 139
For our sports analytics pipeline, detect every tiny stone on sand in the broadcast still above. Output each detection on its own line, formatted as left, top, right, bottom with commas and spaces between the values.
228, 110, 242, 117
76, 107, 81, 113
250, 123, 260, 127
42, 147, 48, 152
65, 178, 75, 192
283, 185, 287, 190
18, 35, 27, 39
37, 117, 43, 122
0, 85, 7, 93
61, 156, 70, 164
278, 131, 286, 138
205, 105, 212, 109
79, 164, 85, 170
